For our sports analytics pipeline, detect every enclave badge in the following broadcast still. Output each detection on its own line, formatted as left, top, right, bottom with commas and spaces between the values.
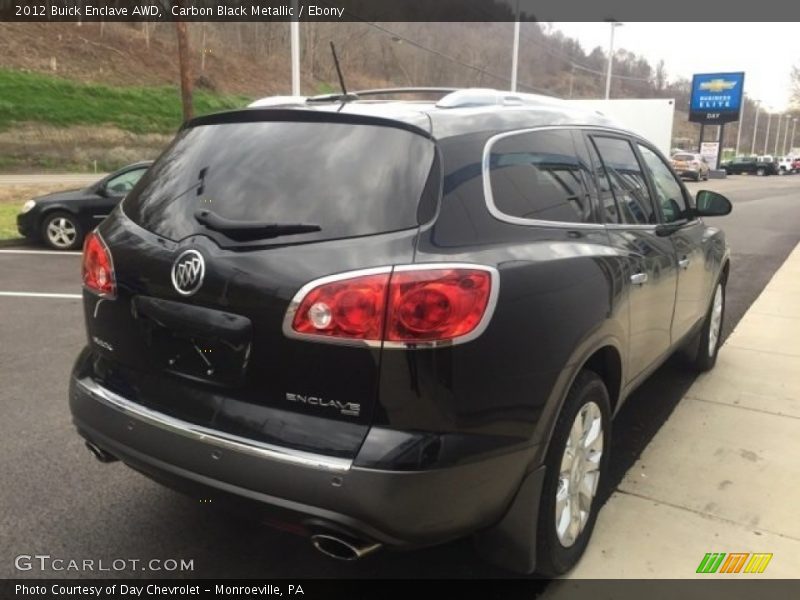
171, 249, 205, 296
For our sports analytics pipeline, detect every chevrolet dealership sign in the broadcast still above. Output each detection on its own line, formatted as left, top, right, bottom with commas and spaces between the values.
689, 72, 745, 124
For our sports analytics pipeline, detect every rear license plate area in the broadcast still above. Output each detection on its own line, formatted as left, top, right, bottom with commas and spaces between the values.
148, 327, 250, 387
132, 295, 252, 387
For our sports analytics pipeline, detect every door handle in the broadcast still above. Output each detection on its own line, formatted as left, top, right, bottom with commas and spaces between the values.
678, 257, 690, 270
630, 273, 648, 285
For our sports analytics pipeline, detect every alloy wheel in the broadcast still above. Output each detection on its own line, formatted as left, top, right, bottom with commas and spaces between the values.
555, 401, 604, 548
46, 217, 78, 249
708, 284, 723, 357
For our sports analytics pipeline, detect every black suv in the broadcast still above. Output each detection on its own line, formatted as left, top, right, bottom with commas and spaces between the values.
70, 89, 732, 575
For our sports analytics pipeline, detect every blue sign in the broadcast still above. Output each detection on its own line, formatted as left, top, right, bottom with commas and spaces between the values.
689, 72, 745, 124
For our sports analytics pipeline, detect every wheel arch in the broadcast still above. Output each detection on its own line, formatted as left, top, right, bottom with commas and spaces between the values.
532, 333, 626, 469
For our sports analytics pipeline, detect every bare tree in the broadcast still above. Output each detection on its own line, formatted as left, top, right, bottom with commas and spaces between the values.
791, 64, 800, 106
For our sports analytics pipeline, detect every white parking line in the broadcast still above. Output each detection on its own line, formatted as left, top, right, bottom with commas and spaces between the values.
0, 249, 82, 256
0, 291, 81, 299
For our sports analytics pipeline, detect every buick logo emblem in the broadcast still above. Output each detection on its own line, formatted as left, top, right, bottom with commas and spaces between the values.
171, 250, 205, 296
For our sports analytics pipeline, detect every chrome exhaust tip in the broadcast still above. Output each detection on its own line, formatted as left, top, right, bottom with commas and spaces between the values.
310, 533, 382, 561
85, 440, 118, 463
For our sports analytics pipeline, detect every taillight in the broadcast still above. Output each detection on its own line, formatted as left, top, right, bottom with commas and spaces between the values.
386, 268, 493, 343
285, 265, 497, 347
291, 271, 390, 341
82, 231, 116, 298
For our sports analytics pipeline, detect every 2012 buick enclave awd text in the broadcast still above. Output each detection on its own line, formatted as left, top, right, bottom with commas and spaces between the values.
70, 89, 732, 575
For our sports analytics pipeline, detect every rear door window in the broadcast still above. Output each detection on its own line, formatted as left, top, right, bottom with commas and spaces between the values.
124, 120, 436, 245
590, 136, 657, 226
487, 129, 594, 223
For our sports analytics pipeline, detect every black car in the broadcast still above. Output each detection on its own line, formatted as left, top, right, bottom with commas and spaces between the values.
17, 161, 152, 250
69, 89, 731, 575
720, 155, 778, 176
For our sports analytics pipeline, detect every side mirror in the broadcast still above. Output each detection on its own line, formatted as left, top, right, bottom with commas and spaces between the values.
695, 190, 732, 217
95, 185, 109, 198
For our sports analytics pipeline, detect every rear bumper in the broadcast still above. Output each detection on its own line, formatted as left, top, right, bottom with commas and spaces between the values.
69, 374, 538, 547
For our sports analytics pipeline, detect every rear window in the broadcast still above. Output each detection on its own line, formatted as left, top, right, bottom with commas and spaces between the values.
124, 120, 436, 245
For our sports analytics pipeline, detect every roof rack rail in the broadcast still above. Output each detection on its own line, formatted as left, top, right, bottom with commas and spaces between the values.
436, 88, 559, 109
306, 87, 459, 104
351, 87, 460, 98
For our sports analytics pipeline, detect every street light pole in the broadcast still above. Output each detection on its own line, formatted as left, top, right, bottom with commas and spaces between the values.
764, 112, 772, 155
735, 98, 746, 157
290, 0, 300, 95
750, 101, 760, 155
604, 22, 622, 100
782, 114, 791, 154
510, 1, 521, 92
774, 114, 782, 155
791, 118, 798, 154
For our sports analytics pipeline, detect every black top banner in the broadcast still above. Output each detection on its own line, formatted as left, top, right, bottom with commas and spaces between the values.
2, 0, 800, 22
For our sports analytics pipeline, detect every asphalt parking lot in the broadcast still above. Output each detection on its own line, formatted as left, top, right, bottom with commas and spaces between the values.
1, 174, 799, 580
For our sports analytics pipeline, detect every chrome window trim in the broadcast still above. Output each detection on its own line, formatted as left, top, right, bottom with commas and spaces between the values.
76, 376, 352, 473
282, 263, 500, 350
481, 124, 651, 231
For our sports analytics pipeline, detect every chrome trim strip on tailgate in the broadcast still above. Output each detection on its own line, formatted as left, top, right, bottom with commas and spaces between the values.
75, 377, 352, 473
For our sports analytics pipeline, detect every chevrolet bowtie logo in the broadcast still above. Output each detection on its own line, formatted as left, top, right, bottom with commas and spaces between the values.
699, 79, 737, 93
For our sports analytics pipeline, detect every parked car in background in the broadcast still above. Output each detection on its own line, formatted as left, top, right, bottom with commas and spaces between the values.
670, 152, 710, 181
69, 88, 732, 576
776, 156, 795, 174
792, 157, 800, 171
16, 161, 152, 250
721, 155, 778, 176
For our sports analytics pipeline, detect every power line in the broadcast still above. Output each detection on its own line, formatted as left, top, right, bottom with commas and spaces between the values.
344, 19, 554, 95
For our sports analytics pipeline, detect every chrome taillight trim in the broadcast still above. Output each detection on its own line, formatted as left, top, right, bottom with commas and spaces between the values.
281, 263, 500, 349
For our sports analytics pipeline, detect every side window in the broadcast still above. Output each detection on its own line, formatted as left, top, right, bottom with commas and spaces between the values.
638, 144, 690, 224
488, 130, 593, 223
584, 136, 620, 223
591, 136, 657, 225
105, 168, 147, 195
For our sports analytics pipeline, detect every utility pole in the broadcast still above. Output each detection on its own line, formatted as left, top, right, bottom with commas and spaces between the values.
510, 1, 521, 92
774, 114, 782, 155
174, 13, 193, 122
290, 0, 300, 95
791, 118, 798, 154
604, 22, 623, 100
750, 101, 760, 155
568, 64, 575, 98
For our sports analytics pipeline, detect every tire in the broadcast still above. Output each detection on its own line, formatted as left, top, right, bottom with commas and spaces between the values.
41, 211, 84, 250
756, 167, 765, 176
535, 370, 611, 576
682, 279, 726, 372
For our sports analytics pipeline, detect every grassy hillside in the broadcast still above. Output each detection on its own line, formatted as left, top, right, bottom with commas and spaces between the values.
0, 69, 250, 134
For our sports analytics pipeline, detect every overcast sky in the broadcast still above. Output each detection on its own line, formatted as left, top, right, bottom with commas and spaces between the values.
550, 22, 797, 112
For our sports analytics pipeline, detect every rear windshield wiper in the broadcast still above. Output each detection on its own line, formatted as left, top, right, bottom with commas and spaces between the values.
194, 209, 321, 241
